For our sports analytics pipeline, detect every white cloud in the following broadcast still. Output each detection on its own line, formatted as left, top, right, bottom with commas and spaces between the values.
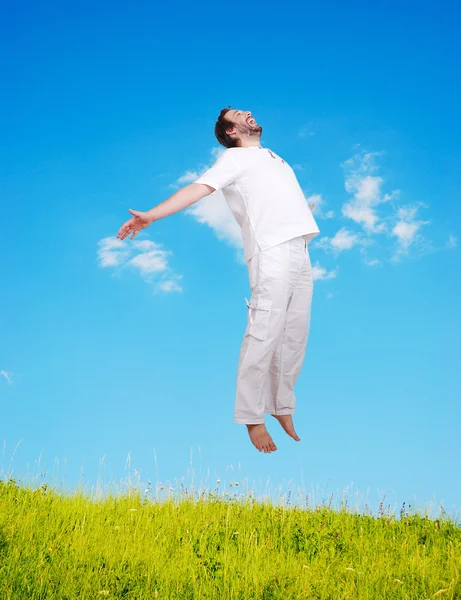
354, 175, 382, 203
298, 127, 315, 138
447, 234, 458, 248
340, 148, 441, 263
177, 170, 199, 184
391, 205, 429, 260
184, 190, 243, 253
393, 221, 419, 247
131, 240, 159, 252
97, 238, 131, 267
129, 251, 168, 274
210, 147, 226, 161
1, 370, 13, 385
128, 242, 169, 275
341, 151, 398, 234
97, 237, 183, 293
158, 279, 183, 293
330, 228, 361, 251
358, 247, 381, 267
314, 227, 366, 254
307, 193, 335, 220
171, 147, 227, 189
342, 203, 381, 231
364, 257, 380, 266
312, 261, 337, 281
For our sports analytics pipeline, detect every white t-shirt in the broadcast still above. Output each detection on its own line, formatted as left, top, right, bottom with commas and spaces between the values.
193, 146, 320, 262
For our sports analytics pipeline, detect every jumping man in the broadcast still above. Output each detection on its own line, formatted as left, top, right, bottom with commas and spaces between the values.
116, 107, 320, 454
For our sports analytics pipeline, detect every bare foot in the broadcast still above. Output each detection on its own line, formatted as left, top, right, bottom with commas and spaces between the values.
270, 414, 301, 441
246, 424, 277, 453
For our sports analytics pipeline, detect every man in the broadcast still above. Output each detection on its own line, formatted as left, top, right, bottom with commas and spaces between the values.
117, 107, 320, 454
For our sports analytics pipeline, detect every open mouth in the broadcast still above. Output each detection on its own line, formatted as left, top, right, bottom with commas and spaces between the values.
247, 117, 256, 125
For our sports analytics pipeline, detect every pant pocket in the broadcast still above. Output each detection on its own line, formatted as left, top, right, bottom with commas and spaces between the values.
245, 297, 272, 341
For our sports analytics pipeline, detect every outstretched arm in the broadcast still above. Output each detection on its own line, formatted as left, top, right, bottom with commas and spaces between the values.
116, 183, 215, 240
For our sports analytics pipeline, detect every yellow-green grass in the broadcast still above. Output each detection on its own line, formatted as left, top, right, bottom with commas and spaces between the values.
1, 479, 460, 599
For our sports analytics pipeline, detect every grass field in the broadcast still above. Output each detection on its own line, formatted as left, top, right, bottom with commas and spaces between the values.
1, 478, 460, 599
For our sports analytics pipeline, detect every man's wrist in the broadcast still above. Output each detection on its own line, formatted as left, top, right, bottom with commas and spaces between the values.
146, 208, 157, 223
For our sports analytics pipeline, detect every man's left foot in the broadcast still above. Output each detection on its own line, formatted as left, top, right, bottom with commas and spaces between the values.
270, 414, 301, 441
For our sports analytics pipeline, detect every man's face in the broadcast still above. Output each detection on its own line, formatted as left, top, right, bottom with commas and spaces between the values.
225, 109, 263, 140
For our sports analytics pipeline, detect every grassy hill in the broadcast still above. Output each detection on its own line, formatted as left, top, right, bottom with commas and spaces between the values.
1, 479, 460, 599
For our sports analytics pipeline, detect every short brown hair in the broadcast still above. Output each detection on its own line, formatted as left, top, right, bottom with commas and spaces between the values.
214, 106, 238, 148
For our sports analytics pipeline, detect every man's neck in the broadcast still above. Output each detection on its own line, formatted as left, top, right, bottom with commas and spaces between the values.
237, 136, 262, 148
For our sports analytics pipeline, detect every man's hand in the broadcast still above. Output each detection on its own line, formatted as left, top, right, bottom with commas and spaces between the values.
309, 203, 315, 211
116, 209, 152, 241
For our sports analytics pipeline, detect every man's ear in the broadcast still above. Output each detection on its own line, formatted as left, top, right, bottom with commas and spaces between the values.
226, 126, 236, 137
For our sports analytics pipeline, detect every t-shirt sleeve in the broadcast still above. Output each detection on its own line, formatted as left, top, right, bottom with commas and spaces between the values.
193, 150, 240, 191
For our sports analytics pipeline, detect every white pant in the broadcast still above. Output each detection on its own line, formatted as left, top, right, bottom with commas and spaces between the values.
235, 234, 314, 424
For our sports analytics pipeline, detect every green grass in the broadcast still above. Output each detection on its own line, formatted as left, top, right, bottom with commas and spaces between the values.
1, 479, 460, 600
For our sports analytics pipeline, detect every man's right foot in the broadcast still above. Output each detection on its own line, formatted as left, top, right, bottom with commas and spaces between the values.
270, 414, 301, 441
246, 424, 277, 453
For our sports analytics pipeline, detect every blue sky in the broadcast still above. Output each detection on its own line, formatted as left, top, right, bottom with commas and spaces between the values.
1, 0, 460, 519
